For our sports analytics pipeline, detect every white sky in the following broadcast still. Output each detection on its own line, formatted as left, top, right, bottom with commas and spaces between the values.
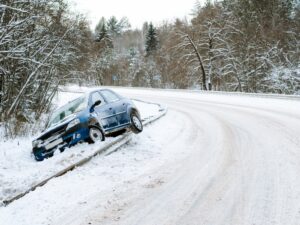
68, 0, 203, 30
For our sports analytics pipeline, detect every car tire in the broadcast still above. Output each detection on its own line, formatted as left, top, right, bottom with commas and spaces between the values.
130, 112, 143, 134
87, 125, 105, 144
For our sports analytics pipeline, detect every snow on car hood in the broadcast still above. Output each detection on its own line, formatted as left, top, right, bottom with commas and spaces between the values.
34, 113, 77, 140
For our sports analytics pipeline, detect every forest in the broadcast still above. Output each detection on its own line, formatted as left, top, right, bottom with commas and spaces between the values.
0, 0, 299, 135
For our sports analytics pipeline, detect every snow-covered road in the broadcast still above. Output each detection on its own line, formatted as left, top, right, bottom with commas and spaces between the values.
1, 88, 300, 225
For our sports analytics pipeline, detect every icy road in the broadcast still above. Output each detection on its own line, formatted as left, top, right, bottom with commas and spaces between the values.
1, 88, 300, 225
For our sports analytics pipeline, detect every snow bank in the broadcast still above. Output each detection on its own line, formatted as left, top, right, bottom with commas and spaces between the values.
0, 88, 162, 205
0, 107, 183, 225
1, 87, 300, 225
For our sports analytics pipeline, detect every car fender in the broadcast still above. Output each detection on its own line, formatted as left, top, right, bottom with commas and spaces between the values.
126, 105, 141, 120
88, 115, 102, 128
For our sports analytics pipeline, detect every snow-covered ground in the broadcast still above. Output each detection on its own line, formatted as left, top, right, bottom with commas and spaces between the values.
0, 89, 162, 205
1, 87, 300, 225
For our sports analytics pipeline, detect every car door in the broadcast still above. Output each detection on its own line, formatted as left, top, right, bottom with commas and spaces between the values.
116, 98, 130, 125
100, 90, 129, 128
90, 91, 117, 131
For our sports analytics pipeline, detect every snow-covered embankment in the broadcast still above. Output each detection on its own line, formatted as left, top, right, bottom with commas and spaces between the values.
0, 89, 166, 206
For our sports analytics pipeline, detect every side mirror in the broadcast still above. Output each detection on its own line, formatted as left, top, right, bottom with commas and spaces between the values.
90, 100, 101, 112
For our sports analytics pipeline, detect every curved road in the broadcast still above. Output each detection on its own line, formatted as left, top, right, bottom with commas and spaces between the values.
1, 88, 300, 225
95, 89, 300, 225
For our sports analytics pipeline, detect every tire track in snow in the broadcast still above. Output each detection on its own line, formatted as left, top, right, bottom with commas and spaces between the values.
2, 89, 300, 225
84, 93, 300, 225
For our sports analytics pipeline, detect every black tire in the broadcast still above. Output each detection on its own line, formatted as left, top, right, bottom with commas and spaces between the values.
130, 112, 143, 134
87, 125, 105, 144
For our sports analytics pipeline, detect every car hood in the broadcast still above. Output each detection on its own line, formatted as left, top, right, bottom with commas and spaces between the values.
34, 114, 77, 141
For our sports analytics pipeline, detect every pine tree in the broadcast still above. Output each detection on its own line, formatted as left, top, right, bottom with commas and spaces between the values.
107, 16, 119, 36
95, 17, 106, 34
145, 23, 158, 56
106, 16, 130, 37
95, 23, 113, 48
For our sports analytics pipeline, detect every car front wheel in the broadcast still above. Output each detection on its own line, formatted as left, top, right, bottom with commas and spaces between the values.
130, 112, 143, 134
87, 126, 105, 143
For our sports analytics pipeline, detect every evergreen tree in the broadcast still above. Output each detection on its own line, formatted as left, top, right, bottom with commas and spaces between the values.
145, 23, 159, 56
107, 16, 119, 36
95, 23, 113, 48
107, 16, 130, 37
95, 17, 106, 34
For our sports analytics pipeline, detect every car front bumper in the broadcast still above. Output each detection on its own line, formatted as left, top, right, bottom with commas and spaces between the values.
33, 124, 89, 161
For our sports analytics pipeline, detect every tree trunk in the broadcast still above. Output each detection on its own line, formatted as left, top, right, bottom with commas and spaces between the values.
185, 35, 207, 90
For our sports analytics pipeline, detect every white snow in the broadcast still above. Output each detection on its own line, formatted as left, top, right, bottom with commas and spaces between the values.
0, 106, 184, 225
0, 88, 162, 205
1, 86, 300, 225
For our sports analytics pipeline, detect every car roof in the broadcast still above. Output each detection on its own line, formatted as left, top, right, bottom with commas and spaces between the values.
66, 88, 120, 104
86, 88, 120, 96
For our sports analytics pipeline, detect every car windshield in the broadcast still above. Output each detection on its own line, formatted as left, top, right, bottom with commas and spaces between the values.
48, 96, 87, 128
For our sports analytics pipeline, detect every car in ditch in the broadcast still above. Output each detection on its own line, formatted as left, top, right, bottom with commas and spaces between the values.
32, 89, 143, 161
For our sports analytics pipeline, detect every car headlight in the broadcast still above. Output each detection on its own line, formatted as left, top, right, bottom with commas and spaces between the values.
32, 140, 41, 148
66, 118, 80, 130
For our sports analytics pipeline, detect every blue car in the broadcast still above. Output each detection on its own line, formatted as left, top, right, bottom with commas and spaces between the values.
32, 89, 143, 161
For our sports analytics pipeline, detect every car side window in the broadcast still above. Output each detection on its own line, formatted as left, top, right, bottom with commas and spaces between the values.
91, 91, 105, 106
100, 90, 120, 103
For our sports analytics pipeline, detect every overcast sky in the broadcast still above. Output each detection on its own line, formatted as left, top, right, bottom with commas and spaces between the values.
69, 0, 203, 30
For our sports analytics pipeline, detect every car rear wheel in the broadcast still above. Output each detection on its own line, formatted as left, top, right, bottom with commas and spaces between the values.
130, 112, 143, 134
88, 126, 105, 143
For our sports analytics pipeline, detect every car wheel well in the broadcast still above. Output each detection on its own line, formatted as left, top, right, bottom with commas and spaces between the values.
88, 118, 100, 127
129, 108, 139, 116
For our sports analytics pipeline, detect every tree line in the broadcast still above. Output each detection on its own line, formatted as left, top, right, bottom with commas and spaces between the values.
0, 0, 299, 136
92, 0, 299, 93
0, 0, 99, 135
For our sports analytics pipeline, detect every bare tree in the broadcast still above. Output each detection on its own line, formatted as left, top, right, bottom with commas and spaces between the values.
176, 31, 207, 90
